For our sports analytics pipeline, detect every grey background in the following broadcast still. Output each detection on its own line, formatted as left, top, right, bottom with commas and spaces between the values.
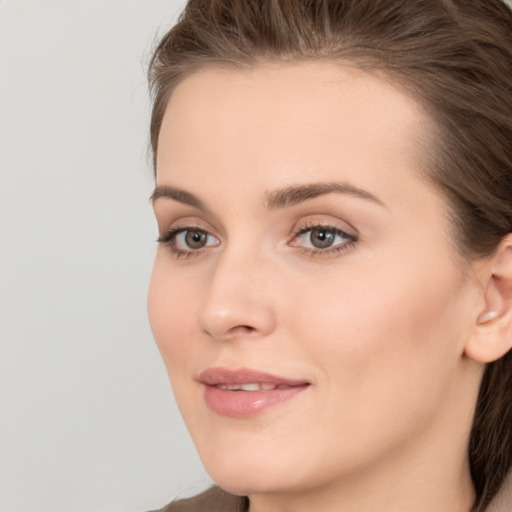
2, 1, 512, 511
0, 1, 211, 511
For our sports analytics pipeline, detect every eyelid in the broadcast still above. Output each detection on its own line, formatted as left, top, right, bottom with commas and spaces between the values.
157, 226, 217, 245
156, 215, 219, 238
290, 215, 358, 240
290, 225, 356, 246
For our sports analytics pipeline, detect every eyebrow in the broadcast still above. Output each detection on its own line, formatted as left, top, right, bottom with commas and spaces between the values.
150, 181, 385, 210
264, 182, 386, 210
151, 185, 207, 210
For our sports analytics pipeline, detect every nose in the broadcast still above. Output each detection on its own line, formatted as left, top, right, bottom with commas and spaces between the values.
197, 248, 277, 341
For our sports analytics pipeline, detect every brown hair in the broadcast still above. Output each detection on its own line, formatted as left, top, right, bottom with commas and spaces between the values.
147, 0, 512, 509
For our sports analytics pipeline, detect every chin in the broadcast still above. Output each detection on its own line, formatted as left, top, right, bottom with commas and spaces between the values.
196, 437, 317, 497
207, 465, 298, 497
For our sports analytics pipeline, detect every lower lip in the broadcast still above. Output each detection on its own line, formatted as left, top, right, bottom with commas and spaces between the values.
203, 384, 309, 417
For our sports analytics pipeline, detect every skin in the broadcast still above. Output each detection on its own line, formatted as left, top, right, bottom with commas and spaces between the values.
148, 62, 496, 512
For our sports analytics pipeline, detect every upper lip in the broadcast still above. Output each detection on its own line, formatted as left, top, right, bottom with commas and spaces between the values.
198, 367, 309, 387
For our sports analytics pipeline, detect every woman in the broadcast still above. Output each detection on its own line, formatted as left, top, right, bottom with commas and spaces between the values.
146, 0, 512, 511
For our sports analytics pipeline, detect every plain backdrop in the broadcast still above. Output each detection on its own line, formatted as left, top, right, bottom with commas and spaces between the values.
0, 1, 212, 511
2, 1, 512, 512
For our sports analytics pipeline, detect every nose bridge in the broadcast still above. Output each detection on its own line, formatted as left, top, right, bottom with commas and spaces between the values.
198, 242, 276, 340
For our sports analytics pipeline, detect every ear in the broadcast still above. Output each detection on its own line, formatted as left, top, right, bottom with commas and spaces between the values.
465, 235, 512, 363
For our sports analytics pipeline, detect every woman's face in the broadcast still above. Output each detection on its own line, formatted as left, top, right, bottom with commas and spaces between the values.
148, 62, 482, 497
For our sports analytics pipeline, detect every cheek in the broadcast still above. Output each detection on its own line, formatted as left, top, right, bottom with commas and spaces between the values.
147, 256, 200, 370
272, 254, 471, 472
286, 250, 469, 412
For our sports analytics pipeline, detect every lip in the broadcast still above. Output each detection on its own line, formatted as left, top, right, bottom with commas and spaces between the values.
199, 367, 310, 418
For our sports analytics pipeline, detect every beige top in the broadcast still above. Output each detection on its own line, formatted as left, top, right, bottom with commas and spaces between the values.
153, 471, 512, 512
152, 486, 247, 512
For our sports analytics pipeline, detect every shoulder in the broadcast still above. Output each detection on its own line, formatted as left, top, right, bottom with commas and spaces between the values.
148, 486, 247, 512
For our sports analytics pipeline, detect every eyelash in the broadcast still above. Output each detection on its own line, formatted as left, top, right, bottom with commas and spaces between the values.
157, 222, 357, 259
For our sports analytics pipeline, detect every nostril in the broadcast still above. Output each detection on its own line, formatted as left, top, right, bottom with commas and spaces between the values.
230, 325, 256, 334
202, 324, 257, 339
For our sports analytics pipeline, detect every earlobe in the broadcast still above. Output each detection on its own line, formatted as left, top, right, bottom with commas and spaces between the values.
465, 237, 512, 364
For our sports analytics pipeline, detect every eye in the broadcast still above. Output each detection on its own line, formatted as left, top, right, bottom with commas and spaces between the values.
158, 227, 220, 257
291, 224, 357, 254
176, 229, 212, 250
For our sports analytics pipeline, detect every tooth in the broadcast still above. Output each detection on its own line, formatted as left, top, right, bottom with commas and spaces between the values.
276, 384, 291, 390
240, 383, 261, 391
217, 383, 279, 391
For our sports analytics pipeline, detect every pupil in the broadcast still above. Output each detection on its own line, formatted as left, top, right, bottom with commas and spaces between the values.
186, 230, 207, 248
310, 228, 335, 249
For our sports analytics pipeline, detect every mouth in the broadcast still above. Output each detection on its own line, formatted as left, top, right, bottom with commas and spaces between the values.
198, 367, 310, 417
215, 382, 302, 391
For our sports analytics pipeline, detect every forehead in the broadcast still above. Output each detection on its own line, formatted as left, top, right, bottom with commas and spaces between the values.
156, 61, 431, 205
